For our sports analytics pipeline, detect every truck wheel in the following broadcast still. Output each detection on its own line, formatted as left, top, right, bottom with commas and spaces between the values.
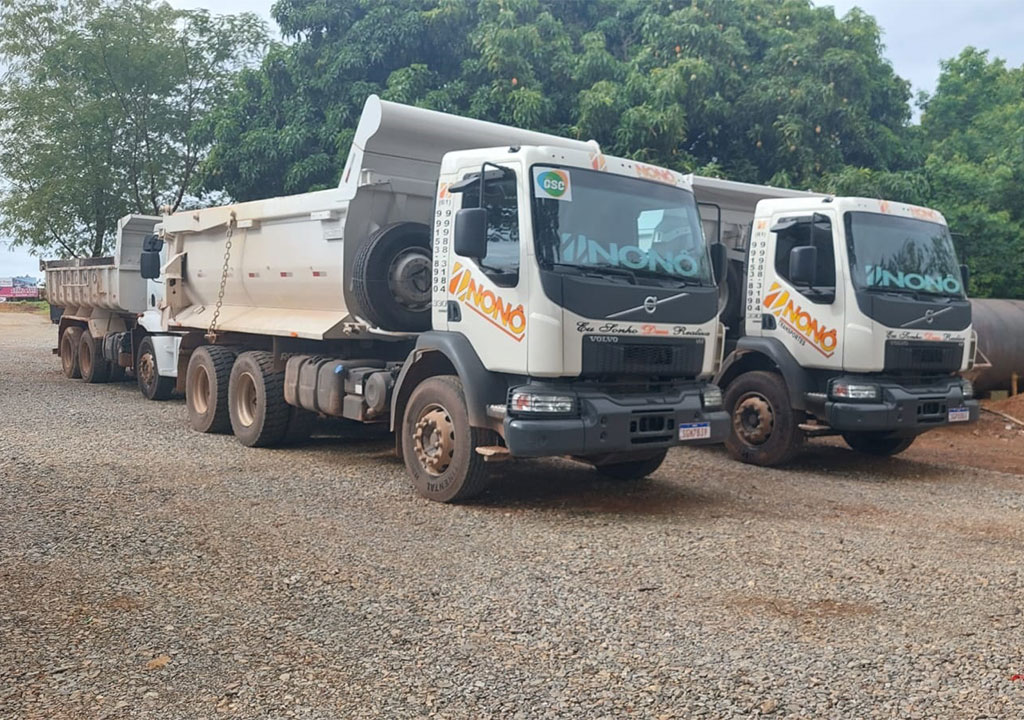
136, 335, 175, 400
594, 449, 668, 481
186, 345, 237, 433
60, 326, 83, 379
842, 431, 915, 457
228, 351, 290, 447
351, 222, 432, 332
402, 375, 493, 503
724, 370, 803, 466
78, 329, 110, 384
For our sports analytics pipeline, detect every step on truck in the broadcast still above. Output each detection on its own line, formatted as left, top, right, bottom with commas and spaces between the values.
42, 215, 183, 399
126, 96, 730, 501
692, 176, 979, 465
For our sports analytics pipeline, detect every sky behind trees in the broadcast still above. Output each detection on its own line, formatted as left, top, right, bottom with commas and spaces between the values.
3, 0, 1023, 278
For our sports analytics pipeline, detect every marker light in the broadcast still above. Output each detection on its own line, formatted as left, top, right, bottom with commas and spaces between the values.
508, 391, 576, 415
830, 382, 879, 401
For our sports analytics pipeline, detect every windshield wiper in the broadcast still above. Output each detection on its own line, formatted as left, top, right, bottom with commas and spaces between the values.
866, 287, 957, 301
627, 266, 700, 287
548, 262, 636, 284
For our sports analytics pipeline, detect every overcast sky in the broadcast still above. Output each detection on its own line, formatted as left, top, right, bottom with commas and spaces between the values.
4, 0, 1023, 278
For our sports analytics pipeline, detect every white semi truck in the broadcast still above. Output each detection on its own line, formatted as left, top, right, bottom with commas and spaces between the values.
42, 215, 183, 399
48, 97, 730, 501
692, 176, 979, 465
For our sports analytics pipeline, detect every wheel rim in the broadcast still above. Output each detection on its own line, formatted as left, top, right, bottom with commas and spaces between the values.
234, 371, 258, 428
60, 335, 74, 373
80, 340, 92, 376
387, 247, 431, 311
138, 352, 156, 387
413, 403, 455, 476
733, 392, 775, 446
189, 364, 211, 415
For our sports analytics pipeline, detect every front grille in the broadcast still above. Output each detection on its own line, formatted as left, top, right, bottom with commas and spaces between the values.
581, 335, 705, 377
884, 340, 963, 373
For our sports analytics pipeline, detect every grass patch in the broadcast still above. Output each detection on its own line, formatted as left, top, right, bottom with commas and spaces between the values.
0, 299, 49, 315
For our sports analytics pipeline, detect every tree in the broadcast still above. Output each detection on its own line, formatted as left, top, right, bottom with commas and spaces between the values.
201, 0, 913, 201
0, 0, 267, 257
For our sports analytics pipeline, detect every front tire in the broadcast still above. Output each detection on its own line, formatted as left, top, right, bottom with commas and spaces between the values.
186, 345, 236, 433
60, 326, 83, 379
842, 431, 915, 457
724, 370, 803, 466
401, 375, 493, 503
228, 351, 290, 447
79, 329, 110, 384
594, 449, 668, 481
136, 335, 175, 400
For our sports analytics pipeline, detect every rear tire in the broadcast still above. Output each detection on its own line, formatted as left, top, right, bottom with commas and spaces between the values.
186, 345, 237, 434
228, 351, 290, 447
282, 407, 317, 445
723, 370, 804, 466
401, 375, 493, 503
136, 335, 175, 400
351, 222, 432, 332
594, 449, 668, 481
79, 329, 110, 384
842, 431, 915, 457
60, 326, 83, 379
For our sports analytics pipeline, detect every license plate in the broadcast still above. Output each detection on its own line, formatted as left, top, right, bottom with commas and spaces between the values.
948, 407, 970, 423
679, 422, 711, 441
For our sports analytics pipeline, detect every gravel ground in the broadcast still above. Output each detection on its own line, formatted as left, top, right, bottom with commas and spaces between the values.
1, 312, 1023, 719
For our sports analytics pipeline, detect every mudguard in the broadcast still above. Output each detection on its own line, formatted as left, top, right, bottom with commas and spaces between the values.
716, 336, 812, 410
391, 331, 510, 430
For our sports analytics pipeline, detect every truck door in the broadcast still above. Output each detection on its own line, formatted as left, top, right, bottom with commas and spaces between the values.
441, 164, 529, 374
754, 211, 845, 369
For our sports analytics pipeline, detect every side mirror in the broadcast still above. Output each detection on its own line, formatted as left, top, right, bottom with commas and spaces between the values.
789, 245, 818, 287
140, 251, 162, 279
710, 242, 728, 285
959, 263, 970, 294
454, 207, 488, 259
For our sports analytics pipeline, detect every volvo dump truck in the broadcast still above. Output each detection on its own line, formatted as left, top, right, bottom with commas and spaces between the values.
42, 215, 183, 399
54, 96, 728, 502
692, 176, 979, 465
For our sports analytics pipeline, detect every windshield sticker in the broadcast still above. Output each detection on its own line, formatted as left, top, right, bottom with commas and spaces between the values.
864, 266, 962, 295
448, 262, 526, 342
533, 168, 572, 201
559, 236, 703, 278
763, 282, 838, 358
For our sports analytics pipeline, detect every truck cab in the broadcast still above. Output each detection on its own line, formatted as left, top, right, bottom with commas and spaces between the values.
693, 177, 978, 465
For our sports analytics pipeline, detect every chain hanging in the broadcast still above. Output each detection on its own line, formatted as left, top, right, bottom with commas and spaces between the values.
205, 213, 236, 343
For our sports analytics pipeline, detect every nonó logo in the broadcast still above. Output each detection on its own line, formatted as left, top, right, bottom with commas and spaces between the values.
864, 266, 962, 295
763, 282, 838, 357
559, 235, 703, 278
448, 262, 527, 341
536, 169, 569, 197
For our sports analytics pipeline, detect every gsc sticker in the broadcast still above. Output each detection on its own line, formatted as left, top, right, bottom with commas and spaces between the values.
533, 167, 572, 201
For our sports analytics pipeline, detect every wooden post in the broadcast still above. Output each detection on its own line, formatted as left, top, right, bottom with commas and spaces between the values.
1012, 372, 1019, 397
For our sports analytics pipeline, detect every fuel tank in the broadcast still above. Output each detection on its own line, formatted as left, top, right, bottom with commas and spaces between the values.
967, 299, 1024, 392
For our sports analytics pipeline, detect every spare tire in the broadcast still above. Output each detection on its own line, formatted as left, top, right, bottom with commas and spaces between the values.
351, 222, 432, 332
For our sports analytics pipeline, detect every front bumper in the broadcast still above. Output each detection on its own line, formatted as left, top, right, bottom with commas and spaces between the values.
824, 377, 979, 434
503, 384, 730, 458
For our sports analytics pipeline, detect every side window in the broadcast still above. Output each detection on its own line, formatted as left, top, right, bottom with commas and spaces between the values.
461, 174, 519, 286
773, 217, 836, 303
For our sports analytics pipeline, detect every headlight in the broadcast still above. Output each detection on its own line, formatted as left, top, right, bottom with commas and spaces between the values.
961, 378, 974, 399
701, 384, 723, 409
509, 391, 576, 415
830, 382, 879, 401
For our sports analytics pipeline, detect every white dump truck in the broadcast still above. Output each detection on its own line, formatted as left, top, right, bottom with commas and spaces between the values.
692, 176, 979, 465
49, 96, 731, 501
42, 215, 184, 399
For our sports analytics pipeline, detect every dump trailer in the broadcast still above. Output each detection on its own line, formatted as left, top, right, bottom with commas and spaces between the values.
139, 96, 729, 502
42, 215, 183, 398
692, 176, 979, 465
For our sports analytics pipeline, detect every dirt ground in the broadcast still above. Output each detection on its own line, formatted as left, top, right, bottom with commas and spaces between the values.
2, 312, 1022, 719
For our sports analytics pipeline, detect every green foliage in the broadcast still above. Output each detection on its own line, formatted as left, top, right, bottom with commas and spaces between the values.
201, 0, 911, 197
0, 0, 266, 257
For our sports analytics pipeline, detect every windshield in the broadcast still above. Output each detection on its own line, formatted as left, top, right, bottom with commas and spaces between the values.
531, 166, 713, 286
844, 211, 964, 297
